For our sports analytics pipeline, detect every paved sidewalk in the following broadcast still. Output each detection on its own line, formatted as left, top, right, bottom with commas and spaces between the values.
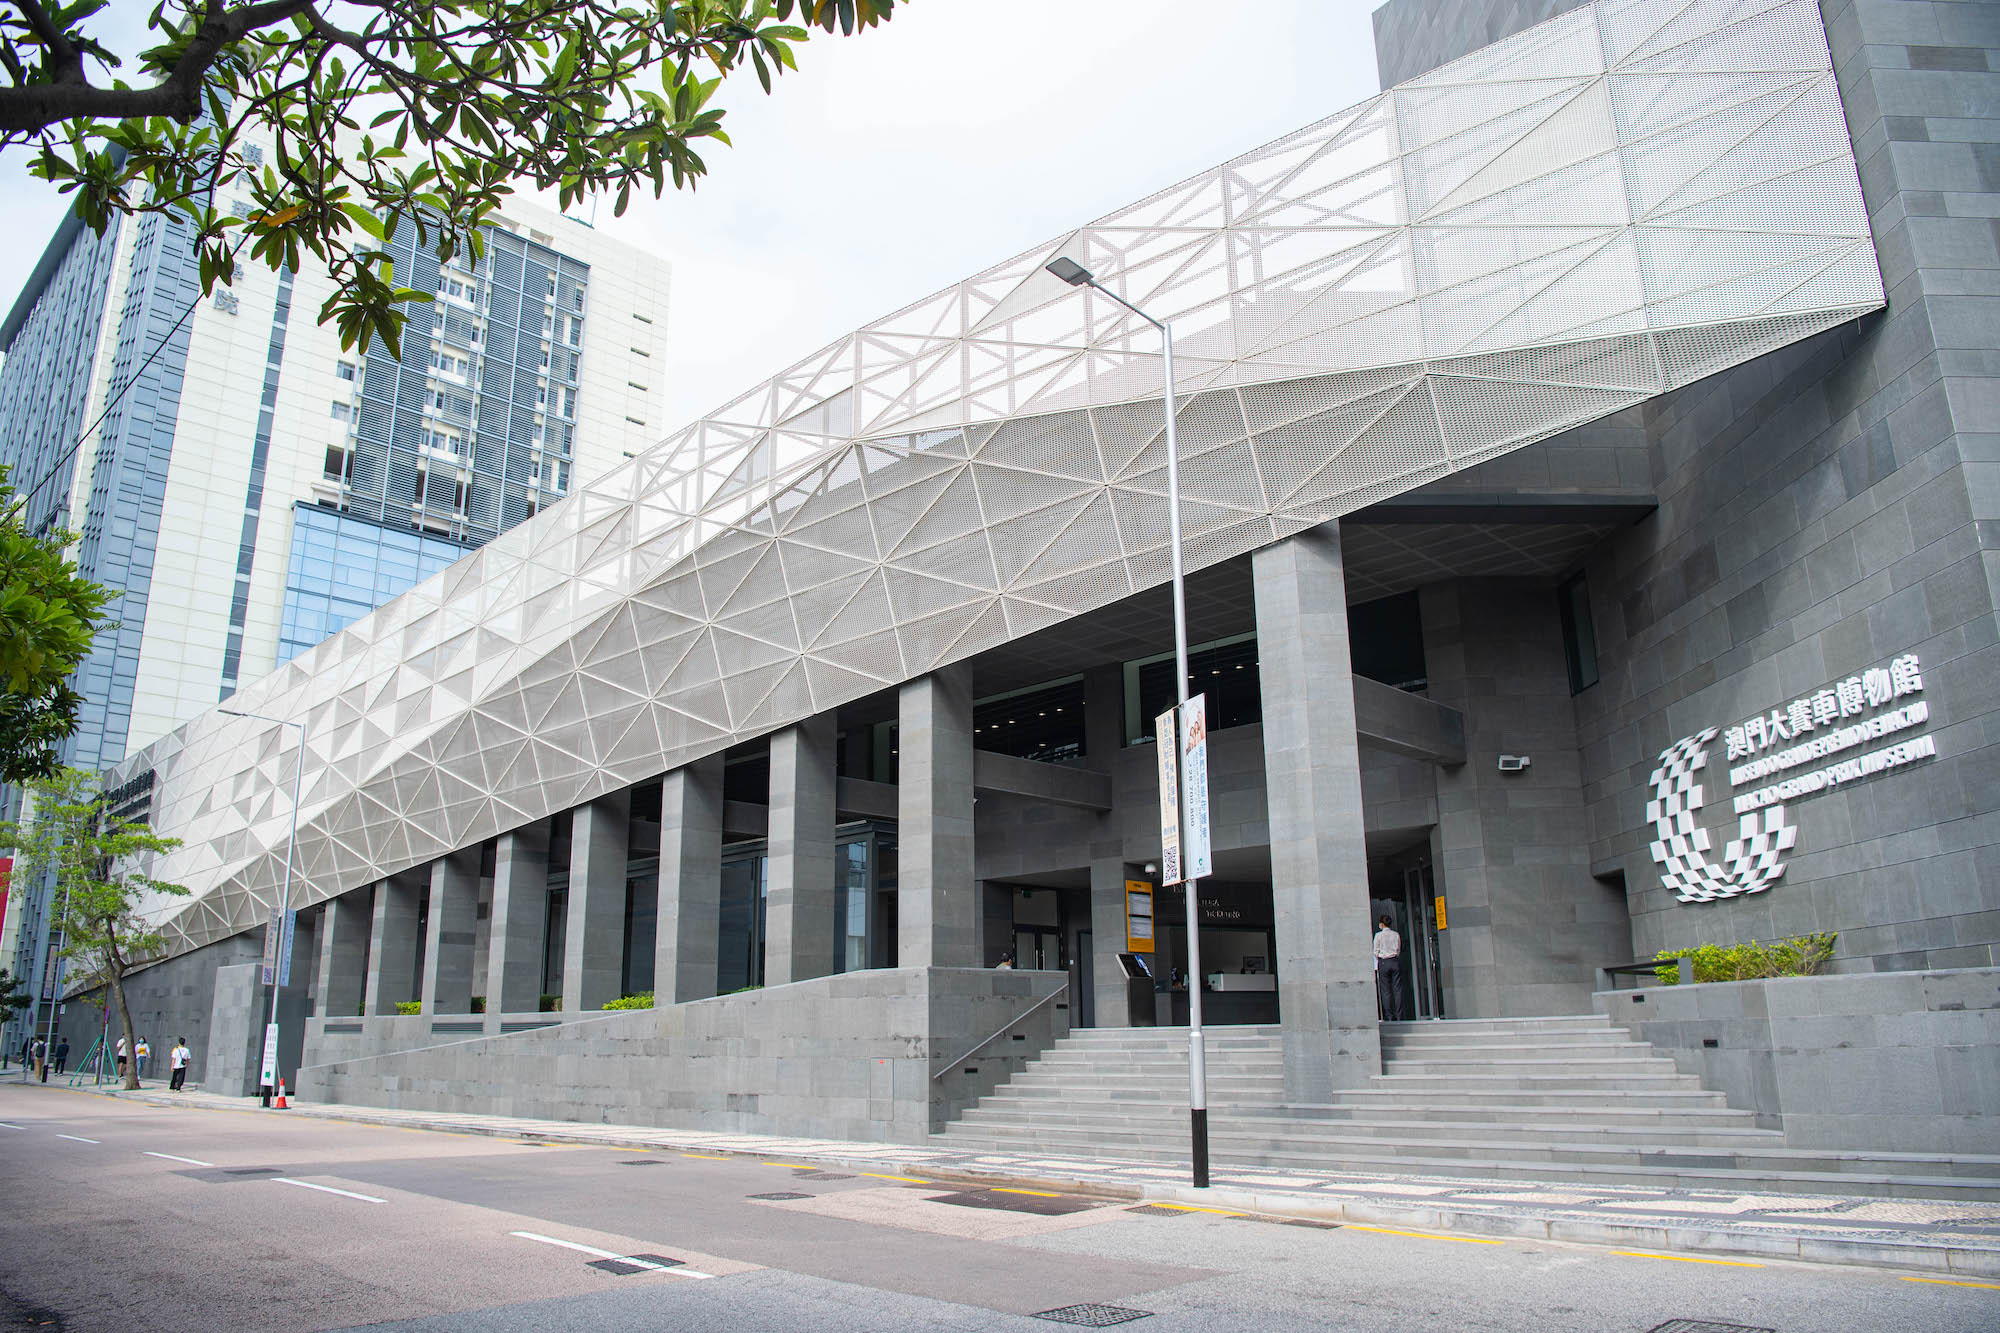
81, 1084, 2000, 1281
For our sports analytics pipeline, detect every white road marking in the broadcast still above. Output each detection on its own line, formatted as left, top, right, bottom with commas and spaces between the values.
508, 1230, 713, 1279
55, 1134, 99, 1143
273, 1178, 386, 1203
146, 1151, 214, 1167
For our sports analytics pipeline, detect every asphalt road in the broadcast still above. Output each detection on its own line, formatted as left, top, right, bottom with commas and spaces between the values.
0, 1082, 1992, 1333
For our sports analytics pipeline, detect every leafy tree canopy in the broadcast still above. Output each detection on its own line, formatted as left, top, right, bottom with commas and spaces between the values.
0, 469, 115, 784
0, 767, 188, 1090
1, 0, 902, 357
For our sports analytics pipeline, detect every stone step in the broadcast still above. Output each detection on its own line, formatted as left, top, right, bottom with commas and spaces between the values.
955, 1106, 1782, 1149
1381, 1057, 1680, 1078
1323, 1086, 1732, 1109
1273, 1101, 1764, 1128
931, 1127, 2000, 1200
1380, 1035, 1645, 1055
1378, 1017, 1611, 1035
1364, 1072, 1705, 1093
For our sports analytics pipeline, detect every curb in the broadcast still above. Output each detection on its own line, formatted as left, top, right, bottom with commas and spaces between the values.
89, 1088, 2000, 1279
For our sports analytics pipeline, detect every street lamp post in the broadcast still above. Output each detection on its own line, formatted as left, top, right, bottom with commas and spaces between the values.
220, 708, 306, 1107
1044, 256, 1209, 1188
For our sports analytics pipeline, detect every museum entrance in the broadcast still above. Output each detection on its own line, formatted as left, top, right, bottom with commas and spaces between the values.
1149, 879, 1278, 1026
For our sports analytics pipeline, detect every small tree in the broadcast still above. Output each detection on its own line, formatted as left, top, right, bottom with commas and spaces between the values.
0, 969, 31, 1030
0, 768, 187, 1091
0, 467, 116, 784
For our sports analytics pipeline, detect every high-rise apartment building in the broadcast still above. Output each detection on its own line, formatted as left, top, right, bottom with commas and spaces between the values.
0, 171, 669, 1044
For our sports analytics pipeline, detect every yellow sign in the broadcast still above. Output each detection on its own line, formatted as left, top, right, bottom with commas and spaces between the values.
1435, 897, 1447, 930
1125, 880, 1154, 953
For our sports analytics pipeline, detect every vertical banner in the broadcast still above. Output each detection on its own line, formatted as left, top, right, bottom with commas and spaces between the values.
0, 856, 12, 944
260, 904, 284, 985
1179, 693, 1212, 881
1155, 706, 1182, 885
1125, 880, 1155, 953
276, 910, 298, 987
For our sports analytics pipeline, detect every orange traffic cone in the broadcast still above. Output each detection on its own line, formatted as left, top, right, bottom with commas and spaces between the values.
273, 1078, 289, 1109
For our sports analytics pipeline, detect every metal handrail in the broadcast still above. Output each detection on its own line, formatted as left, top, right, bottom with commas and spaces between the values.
931, 979, 1070, 1080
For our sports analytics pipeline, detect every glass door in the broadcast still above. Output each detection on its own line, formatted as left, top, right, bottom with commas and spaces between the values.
1400, 863, 1444, 1020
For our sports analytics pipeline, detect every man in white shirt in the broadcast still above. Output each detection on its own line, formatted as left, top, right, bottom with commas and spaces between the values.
1373, 914, 1404, 1022
169, 1038, 192, 1092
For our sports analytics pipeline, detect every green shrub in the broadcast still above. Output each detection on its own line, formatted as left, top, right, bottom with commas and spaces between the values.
1655, 932, 1836, 985
470, 995, 485, 1014
394, 1000, 422, 1016
538, 993, 562, 1012
601, 992, 654, 1011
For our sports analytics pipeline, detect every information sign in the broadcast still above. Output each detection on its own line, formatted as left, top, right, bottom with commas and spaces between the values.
1125, 880, 1154, 953
276, 910, 297, 987
260, 1022, 280, 1087
260, 905, 284, 985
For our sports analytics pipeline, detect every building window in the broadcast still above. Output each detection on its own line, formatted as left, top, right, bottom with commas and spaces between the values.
336, 361, 356, 381
1124, 632, 1261, 745
330, 401, 351, 421
324, 446, 347, 479
974, 676, 1086, 762
1559, 571, 1599, 694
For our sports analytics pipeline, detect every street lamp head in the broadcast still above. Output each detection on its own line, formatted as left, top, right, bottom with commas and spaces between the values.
1045, 256, 1093, 287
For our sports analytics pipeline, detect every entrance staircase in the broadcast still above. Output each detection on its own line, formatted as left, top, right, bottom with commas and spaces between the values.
933, 1016, 2000, 1200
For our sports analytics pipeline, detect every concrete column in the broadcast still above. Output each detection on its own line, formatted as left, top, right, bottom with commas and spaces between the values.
420, 846, 482, 1014
897, 663, 977, 969
1089, 857, 1134, 1028
363, 875, 422, 1016
562, 790, 632, 1014
764, 716, 838, 985
486, 823, 549, 1026
315, 888, 372, 1020
656, 756, 724, 1004
1253, 523, 1381, 1100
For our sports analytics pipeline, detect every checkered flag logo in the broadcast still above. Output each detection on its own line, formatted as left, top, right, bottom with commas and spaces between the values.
1646, 729, 1797, 903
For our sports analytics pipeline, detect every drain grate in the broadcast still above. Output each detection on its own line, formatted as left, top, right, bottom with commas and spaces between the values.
748, 1191, 814, 1201
619, 1159, 663, 1166
1126, 1204, 1186, 1217
624, 1254, 683, 1269
1032, 1305, 1153, 1327
1647, 1323, 1776, 1333
587, 1259, 649, 1276
224, 1167, 280, 1176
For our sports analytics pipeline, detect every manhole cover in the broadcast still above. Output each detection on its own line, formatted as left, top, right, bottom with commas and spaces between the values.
1032, 1305, 1153, 1327
1648, 1323, 1776, 1333
748, 1191, 813, 1201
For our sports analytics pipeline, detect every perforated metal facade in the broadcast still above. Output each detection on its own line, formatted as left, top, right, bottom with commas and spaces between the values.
114, 0, 1886, 961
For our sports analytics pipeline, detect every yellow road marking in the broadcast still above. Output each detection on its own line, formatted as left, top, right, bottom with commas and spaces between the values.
860, 1172, 931, 1183
1900, 1276, 2000, 1290
681, 1153, 731, 1160
992, 1188, 1061, 1197
1347, 1225, 1502, 1245
763, 1161, 813, 1169
1149, 1202, 1242, 1216
1612, 1251, 1761, 1267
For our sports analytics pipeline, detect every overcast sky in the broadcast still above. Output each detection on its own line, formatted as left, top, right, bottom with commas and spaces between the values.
0, 1, 1384, 436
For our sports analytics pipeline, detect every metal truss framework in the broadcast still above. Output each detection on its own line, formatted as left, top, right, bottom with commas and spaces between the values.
117, 0, 1883, 958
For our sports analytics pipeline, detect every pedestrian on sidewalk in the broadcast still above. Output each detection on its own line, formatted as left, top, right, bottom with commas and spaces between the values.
135, 1036, 151, 1081
115, 1034, 127, 1077
1373, 913, 1404, 1022
169, 1038, 191, 1092
53, 1038, 68, 1076
17, 1035, 30, 1073
32, 1037, 47, 1083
